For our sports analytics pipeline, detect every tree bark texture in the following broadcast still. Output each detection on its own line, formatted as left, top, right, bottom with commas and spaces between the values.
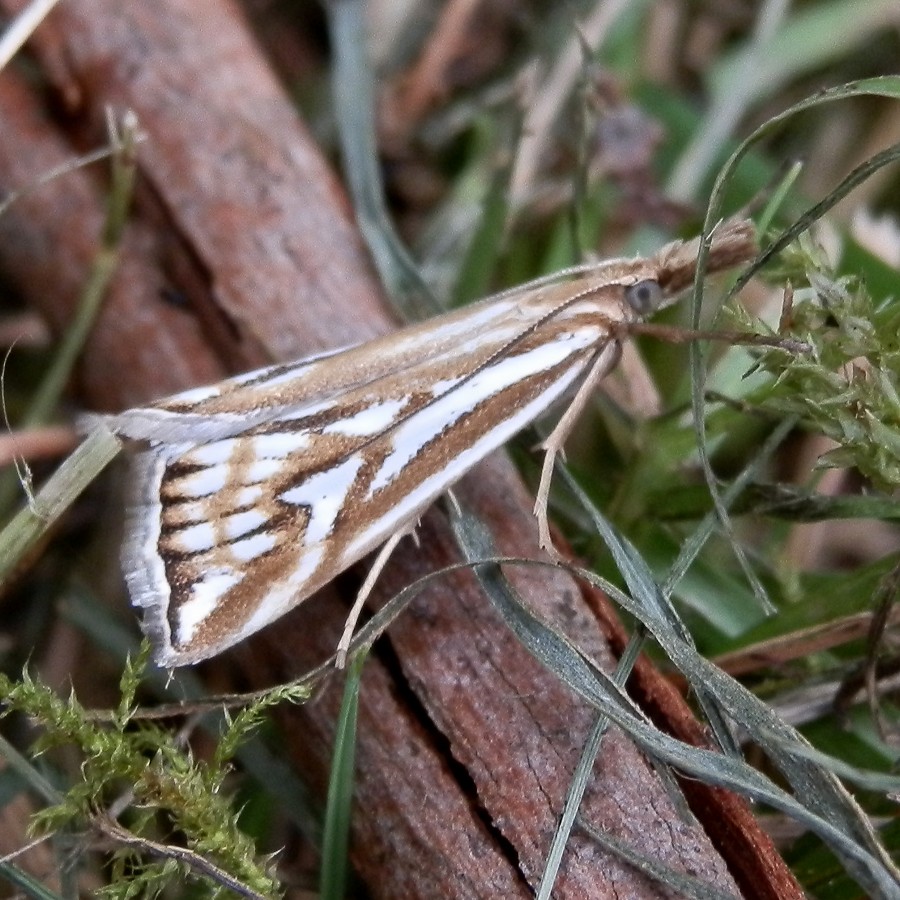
0, 1, 802, 897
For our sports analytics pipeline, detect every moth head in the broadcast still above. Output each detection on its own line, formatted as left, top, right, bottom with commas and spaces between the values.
624, 279, 664, 317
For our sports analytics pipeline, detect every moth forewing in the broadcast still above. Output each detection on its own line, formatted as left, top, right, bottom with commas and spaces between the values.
110, 220, 757, 667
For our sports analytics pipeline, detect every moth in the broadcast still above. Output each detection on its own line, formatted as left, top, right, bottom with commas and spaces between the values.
106, 220, 757, 667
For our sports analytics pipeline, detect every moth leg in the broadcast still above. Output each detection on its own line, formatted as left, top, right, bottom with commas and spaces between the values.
534, 345, 621, 557
336, 525, 413, 667
446, 487, 462, 516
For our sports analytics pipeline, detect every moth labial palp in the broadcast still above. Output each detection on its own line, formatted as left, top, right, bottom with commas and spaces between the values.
103, 219, 758, 668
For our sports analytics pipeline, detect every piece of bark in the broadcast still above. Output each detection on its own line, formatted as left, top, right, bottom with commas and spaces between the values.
0, 1, 802, 897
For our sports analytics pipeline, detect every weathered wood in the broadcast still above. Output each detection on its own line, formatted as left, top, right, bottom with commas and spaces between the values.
0, 0, 801, 896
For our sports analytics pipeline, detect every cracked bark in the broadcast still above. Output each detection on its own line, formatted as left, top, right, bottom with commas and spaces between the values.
0, 0, 802, 897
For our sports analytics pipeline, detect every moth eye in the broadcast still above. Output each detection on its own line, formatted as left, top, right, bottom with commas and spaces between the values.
625, 279, 663, 315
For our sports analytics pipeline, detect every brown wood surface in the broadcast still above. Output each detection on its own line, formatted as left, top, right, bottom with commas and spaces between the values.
0, 0, 803, 897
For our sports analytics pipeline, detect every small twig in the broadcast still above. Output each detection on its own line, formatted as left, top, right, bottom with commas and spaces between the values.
93, 815, 269, 900
0, 132, 145, 220
0, 425, 79, 467
0, 313, 51, 349
0, 832, 55, 867
626, 321, 811, 353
